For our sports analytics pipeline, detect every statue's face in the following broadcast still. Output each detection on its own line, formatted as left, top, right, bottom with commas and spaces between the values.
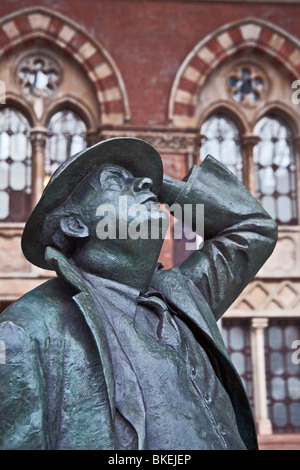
59, 164, 168, 289
99, 164, 157, 209
80, 164, 169, 243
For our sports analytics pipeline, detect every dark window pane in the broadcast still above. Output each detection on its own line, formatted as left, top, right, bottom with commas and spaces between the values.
9, 191, 31, 222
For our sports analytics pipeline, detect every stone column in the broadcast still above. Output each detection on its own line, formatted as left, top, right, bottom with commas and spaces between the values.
86, 129, 100, 148
250, 317, 272, 435
241, 134, 260, 195
30, 127, 48, 209
192, 132, 204, 167
293, 135, 300, 154
293, 135, 300, 210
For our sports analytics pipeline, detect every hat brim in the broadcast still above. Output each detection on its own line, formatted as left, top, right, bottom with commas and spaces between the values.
22, 137, 163, 270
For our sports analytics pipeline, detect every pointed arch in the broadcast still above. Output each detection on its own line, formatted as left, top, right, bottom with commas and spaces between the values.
0, 6, 130, 124
253, 102, 300, 135
199, 101, 248, 135
169, 18, 300, 127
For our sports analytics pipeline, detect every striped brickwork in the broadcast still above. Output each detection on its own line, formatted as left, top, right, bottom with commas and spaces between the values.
0, 8, 130, 124
169, 19, 300, 127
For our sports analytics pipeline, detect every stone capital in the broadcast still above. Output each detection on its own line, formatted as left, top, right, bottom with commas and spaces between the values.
241, 133, 260, 149
251, 317, 269, 330
292, 134, 300, 151
30, 126, 48, 149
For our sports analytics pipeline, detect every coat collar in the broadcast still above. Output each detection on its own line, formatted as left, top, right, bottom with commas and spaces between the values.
152, 266, 229, 355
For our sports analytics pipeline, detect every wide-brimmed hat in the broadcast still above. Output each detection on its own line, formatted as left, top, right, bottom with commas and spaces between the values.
22, 137, 164, 270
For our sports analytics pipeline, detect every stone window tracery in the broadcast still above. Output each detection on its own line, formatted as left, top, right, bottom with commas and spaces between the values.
265, 319, 300, 433
222, 319, 253, 406
16, 53, 62, 98
227, 65, 266, 106
254, 116, 298, 225
0, 42, 96, 221
0, 108, 32, 222
200, 114, 243, 181
44, 110, 87, 186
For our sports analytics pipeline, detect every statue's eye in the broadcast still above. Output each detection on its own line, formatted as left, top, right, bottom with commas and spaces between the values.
100, 171, 124, 190
107, 175, 123, 190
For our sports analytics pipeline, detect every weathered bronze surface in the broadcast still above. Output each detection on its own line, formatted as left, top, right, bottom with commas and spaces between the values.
0, 137, 277, 450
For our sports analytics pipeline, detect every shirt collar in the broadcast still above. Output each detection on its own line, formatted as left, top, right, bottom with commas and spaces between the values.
80, 270, 141, 316
44, 246, 163, 317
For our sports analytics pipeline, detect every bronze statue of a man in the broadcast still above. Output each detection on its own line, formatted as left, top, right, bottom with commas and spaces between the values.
0, 137, 277, 450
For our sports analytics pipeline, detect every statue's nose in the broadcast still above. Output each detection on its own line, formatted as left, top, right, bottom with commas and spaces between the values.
133, 177, 153, 192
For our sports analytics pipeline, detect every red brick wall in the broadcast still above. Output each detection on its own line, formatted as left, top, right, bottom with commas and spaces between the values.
0, 0, 299, 126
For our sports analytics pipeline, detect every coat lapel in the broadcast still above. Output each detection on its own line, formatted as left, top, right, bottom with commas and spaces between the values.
152, 267, 228, 354
44, 247, 115, 430
44, 246, 147, 450
152, 267, 258, 450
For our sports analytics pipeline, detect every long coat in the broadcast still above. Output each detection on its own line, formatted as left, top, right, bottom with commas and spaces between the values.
0, 156, 277, 450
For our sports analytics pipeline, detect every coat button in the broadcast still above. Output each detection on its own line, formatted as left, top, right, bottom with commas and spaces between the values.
218, 424, 226, 436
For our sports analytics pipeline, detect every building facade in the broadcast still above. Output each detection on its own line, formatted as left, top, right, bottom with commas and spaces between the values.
0, 0, 299, 449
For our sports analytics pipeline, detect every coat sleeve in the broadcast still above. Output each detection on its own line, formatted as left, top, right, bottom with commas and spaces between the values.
0, 319, 48, 449
169, 155, 278, 321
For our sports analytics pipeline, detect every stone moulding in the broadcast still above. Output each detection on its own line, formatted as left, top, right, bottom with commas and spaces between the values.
169, 17, 300, 127
0, 6, 130, 125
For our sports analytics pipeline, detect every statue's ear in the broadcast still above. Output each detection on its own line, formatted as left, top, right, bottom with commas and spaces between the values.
60, 216, 89, 238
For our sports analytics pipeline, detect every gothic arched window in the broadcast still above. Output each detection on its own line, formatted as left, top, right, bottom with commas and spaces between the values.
200, 114, 243, 181
44, 109, 87, 185
0, 107, 32, 221
174, 113, 244, 266
254, 116, 297, 225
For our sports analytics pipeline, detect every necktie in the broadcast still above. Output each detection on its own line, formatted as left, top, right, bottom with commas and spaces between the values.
138, 293, 181, 349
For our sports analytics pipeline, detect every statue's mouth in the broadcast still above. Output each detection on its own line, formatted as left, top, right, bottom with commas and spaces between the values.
140, 194, 158, 204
